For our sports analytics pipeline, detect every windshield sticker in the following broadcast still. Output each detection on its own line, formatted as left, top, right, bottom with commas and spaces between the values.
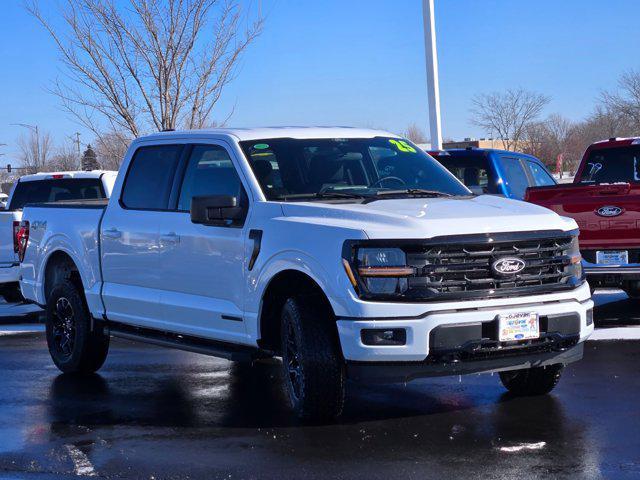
389, 139, 416, 153
253, 143, 270, 150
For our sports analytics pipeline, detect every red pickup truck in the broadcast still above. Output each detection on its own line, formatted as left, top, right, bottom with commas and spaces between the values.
526, 137, 640, 296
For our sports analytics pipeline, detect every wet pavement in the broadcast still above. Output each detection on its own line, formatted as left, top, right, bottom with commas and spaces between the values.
0, 294, 638, 479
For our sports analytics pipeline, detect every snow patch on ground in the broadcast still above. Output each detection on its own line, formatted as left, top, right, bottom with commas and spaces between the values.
0, 324, 45, 336
589, 327, 640, 341
64, 444, 97, 476
498, 441, 546, 453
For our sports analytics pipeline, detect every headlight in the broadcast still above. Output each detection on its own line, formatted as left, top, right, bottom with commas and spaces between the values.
353, 247, 414, 296
566, 235, 583, 282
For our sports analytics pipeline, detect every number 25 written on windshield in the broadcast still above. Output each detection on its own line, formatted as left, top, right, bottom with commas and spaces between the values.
389, 139, 416, 153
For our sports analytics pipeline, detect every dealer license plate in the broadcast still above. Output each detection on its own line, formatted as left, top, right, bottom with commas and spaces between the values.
596, 250, 628, 265
498, 312, 540, 342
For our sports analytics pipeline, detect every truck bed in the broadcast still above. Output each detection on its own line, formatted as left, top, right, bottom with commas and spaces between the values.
23, 198, 109, 209
19, 202, 107, 311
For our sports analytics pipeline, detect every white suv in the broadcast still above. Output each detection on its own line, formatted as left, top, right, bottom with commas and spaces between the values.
19, 127, 593, 420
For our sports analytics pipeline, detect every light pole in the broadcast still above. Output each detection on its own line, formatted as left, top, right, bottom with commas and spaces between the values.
422, 0, 442, 151
11, 123, 40, 169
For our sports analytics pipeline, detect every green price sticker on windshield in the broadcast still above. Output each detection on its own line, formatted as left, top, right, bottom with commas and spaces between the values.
253, 143, 270, 150
389, 139, 416, 153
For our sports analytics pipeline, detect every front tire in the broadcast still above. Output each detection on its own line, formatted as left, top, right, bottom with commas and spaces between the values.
499, 364, 564, 396
281, 296, 345, 421
46, 280, 109, 374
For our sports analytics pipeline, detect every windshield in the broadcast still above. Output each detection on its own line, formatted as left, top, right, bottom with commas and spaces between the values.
239, 137, 470, 201
579, 146, 640, 184
8, 178, 106, 210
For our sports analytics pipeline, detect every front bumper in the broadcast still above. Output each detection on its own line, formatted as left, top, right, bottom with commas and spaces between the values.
336, 283, 593, 369
347, 342, 584, 383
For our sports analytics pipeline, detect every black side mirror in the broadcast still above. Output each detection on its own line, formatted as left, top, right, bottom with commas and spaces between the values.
190, 195, 246, 226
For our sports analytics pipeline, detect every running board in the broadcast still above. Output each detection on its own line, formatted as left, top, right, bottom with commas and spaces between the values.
105, 321, 271, 362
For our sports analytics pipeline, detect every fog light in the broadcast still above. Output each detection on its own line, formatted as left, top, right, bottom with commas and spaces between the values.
586, 308, 593, 326
361, 328, 406, 346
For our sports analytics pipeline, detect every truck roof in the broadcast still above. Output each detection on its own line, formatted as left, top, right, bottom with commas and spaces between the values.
136, 126, 400, 143
429, 147, 542, 161
590, 137, 640, 148
19, 170, 115, 182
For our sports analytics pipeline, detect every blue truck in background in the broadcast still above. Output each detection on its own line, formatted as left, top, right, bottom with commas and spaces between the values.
429, 148, 556, 199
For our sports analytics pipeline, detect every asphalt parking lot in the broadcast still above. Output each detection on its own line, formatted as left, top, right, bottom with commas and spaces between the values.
0, 293, 639, 480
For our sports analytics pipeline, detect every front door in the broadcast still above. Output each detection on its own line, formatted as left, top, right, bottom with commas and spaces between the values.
157, 143, 251, 344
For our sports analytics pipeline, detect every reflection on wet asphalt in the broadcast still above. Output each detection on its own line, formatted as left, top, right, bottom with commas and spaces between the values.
0, 294, 638, 479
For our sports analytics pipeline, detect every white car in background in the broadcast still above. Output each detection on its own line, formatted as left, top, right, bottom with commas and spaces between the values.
0, 171, 116, 302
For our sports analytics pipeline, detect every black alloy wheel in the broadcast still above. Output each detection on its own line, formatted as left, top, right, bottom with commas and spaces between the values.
51, 297, 76, 359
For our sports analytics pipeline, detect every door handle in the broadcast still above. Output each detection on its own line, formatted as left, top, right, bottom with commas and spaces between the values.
103, 228, 122, 239
160, 232, 180, 244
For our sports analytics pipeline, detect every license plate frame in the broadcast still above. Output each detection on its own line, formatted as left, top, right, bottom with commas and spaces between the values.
596, 250, 628, 265
498, 312, 540, 342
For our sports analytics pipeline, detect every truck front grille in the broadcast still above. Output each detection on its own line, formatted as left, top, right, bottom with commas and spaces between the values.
364, 231, 580, 301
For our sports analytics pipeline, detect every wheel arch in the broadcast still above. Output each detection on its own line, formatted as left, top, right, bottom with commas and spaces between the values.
257, 269, 335, 352
42, 249, 84, 304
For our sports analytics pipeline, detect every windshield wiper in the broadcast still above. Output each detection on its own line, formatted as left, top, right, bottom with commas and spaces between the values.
280, 192, 369, 201
363, 189, 454, 202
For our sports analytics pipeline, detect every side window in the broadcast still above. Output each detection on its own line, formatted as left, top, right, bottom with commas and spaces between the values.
177, 145, 245, 212
121, 145, 183, 210
525, 161, 556, 187
498, 156, 529, 199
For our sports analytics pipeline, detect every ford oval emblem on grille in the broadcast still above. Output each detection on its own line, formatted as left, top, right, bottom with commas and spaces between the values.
491, 257, 526, 276
596, 206, 623, 217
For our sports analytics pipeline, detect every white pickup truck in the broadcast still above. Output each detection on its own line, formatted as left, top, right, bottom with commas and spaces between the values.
19, 128, 593, 420
0, 171, 116, 302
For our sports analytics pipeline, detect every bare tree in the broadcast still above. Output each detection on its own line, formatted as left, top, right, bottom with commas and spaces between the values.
601, 70, 640, 130
49, 144, 80, 171
404, 123, 428, 144
28, 0, 263, 136
470, 88, 550, 151
94, 131, 132, 170
17, 130, 54, 174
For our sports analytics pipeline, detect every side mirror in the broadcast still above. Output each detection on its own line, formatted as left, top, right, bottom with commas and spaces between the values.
190, 195, 246, 226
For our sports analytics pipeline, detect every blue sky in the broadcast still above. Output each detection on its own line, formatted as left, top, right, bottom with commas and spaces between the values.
0, 0, 639, 161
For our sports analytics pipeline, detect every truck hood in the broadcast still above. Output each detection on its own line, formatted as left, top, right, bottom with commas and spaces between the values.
280, 195, 576, 239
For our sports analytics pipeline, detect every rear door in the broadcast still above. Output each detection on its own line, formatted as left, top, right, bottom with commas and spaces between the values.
100, 144, 184, 328
496, 155, 530, 199
155, 142, 251, 343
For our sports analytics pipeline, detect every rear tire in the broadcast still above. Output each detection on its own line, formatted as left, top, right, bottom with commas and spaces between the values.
499, 364, 564, 396
280, 296, 345, 421
45, 280, 109, 374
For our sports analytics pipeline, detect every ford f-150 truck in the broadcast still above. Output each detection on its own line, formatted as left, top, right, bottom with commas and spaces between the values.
430, 148, 556, 199
526, 137, 640, 296
0, 171, 116, 302
19, 128, 593, 420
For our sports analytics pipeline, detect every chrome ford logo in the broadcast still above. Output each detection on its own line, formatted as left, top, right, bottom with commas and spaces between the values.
492, 257, 526, 275
596, 206, 623, 217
